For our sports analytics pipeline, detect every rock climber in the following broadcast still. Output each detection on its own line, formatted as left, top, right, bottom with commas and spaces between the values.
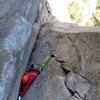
17, 52, 55, 100
17, 64, 40, 100
17, 41, 66, 100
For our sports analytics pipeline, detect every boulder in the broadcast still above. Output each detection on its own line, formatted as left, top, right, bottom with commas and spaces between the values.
65, 72, 91, 99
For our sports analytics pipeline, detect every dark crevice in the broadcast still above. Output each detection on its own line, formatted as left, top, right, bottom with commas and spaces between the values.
68, 36, 81, 63
61, 67, 70, 75
67, 87, 75, 96
66, 86, 84, 100
75, 71, 92, 85
27, 27, 42, 71
75, 91, 83, 100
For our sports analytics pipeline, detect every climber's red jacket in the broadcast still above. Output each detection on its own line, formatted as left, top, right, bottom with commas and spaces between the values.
20, 70, 39, 97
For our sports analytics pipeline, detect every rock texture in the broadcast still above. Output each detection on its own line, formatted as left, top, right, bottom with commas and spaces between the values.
23, 60, 71, 100
0, 14, 33, 100
65, 72, 91, 99
0, 0, 50, 100
0, 0, 100, 100
23, 21, 100, 100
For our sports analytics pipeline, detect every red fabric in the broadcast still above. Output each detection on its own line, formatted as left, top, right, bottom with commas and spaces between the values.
20, 70, 39, 97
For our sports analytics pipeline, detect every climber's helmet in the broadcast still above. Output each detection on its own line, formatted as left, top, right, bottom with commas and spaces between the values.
22, 75, 29, 84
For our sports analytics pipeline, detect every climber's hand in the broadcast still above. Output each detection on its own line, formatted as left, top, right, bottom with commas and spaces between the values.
17, 96, 21, 100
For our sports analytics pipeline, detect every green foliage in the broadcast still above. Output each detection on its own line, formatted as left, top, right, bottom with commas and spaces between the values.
87, 0, 100, 26
97, 0, 100, 9
68, 2, 83, 24
68, 0, 100, 26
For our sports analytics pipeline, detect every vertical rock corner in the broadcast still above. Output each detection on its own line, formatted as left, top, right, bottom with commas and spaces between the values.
0, 0, 100, 100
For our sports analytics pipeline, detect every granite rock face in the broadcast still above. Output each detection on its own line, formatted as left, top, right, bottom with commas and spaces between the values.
23, 22, 100, 100
65, 72, 91, 99
0, 0, 50, 100
0, 0, 100, 100
23, 60, 71, 100
0, 14, 33, 100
